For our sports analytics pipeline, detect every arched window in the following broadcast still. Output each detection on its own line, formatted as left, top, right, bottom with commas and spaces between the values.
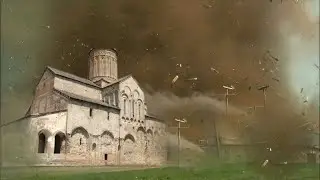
107, 96, 111, 104
127, 100, 131, 117
138, 103, 141, 119
38, 133, 46, 153
94, 59, 98, 76
132, 100, 135, 118
54, 133, 65, 154
124, 98, 127, 116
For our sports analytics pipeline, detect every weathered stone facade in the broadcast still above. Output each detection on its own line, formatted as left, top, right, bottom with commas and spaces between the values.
9, 49, 167, 166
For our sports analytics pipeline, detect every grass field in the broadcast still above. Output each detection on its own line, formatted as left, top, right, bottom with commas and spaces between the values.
1, 164, 319, 180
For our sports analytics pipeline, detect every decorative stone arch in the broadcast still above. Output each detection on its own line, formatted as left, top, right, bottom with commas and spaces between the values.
146, 129, 153, 136
122, 86, 132, 96
132, 90, 140, 100
136, 127, 146, 149
70, 127, 89, 153
100, 130, 114, 152
52, 131, 66, 154
146, 129, 153, 146
124, 134, 135, 143
121, 93, 129, 117
38, 129, 51, 153
71, 127, 89, 138
122, 134, 135, 163
132, 90, 140, 119
101, 130, 114, 139
38, 129, 52, 137
137, 126, 146, 134
137, 99, 143, 119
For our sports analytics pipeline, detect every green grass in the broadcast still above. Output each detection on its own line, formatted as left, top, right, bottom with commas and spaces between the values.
1, 164, 319, 180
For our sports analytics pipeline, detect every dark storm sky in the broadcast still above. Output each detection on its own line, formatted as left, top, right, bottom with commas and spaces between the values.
1, 0, 319, 124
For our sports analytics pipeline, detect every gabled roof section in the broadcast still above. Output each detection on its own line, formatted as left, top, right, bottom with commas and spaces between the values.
102, 74, 132, 89
47, 66, 100, 88
145, 114, 165, 122
53, 89, 120, 110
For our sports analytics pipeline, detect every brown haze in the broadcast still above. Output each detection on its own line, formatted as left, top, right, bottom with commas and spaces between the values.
1, 0, 319, 172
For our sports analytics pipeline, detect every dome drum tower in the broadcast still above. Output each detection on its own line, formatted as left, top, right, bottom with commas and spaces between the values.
88, 49, 118, 88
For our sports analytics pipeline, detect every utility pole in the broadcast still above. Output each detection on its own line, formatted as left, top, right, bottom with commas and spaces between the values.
257, 85, 270, 111
169, 118, 189, 167
212, 118, 221, 159
222, 85, 237, 118
215, 85, 236, 159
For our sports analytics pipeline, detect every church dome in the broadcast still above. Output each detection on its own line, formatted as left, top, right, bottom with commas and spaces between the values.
88, 49, 118, 86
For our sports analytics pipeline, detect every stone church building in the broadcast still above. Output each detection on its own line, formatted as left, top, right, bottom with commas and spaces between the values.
4, 49, 167, 166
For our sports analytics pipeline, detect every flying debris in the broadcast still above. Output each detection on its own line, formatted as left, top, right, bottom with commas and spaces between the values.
268, 53, 279, 62
223, 85, 235, 90
314, 64, 319, 70
210, 67, 219, 74
262, 159, 269, 167
172, 75, 179, 84
300, 88, 304, 93
187, 77, 198, 81
257, 85, 270, 91
272, 77, 280, 82
203, 4, 213, 8
269, 0, 283, 3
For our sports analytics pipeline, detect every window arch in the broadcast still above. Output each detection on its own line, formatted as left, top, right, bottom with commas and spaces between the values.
38, 129, 51, 153
124, 134, 135, 143
54, 132, 66, 154
128, 99, 132, 118
122, 95, 129, 116
124, 98, 127, 116
70, 127, 89, 153
138, 103, 141, 119
132, 100, 135, 118
137, 100, 143, 120
94, 59, 98, 76
38, 133, 46, 153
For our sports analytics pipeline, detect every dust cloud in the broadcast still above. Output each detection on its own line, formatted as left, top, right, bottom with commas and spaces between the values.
1, 0, 319, 175
2, 0, 318, 123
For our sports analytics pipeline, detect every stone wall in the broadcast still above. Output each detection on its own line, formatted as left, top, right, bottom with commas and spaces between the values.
27, 89, 166, 166
54, 76, 101, 100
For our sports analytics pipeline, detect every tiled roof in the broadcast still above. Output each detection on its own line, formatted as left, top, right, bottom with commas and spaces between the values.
102, 74, 132, 89
145, 114, 164, 122
53, 89, 120, 110
47, 66, 100, 88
